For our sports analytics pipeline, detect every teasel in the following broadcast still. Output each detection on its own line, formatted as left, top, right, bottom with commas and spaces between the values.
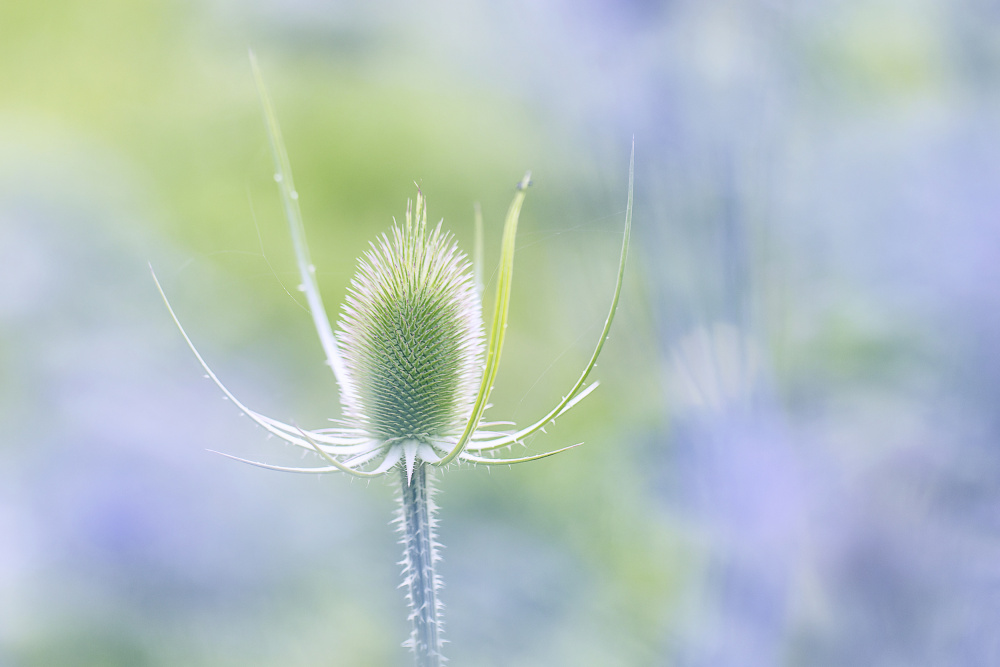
152, 53, 632, 667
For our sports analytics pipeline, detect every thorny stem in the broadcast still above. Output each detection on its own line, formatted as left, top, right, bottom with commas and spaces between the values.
398, 463, 444, 666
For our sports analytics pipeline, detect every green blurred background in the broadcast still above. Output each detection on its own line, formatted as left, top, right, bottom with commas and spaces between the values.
3, 0, 999, 665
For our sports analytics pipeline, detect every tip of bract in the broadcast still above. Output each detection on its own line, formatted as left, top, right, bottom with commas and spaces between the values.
403, 439, 419, 483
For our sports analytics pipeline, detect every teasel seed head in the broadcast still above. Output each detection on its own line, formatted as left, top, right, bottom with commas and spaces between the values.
337, 191, 485, 443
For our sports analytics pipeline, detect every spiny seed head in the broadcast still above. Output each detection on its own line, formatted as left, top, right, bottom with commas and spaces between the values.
337, 191, 484, 442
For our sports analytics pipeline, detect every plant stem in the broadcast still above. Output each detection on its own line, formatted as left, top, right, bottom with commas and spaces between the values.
399, 462, 444, 666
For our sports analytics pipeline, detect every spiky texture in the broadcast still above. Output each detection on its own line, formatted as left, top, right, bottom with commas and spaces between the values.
395, 463, 445, 666
338, 193, 484, 442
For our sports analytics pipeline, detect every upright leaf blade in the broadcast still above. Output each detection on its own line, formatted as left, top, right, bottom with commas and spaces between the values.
436, 172, 532, 466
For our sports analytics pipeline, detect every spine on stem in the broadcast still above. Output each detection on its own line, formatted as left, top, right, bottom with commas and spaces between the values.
397, 463, 445, 666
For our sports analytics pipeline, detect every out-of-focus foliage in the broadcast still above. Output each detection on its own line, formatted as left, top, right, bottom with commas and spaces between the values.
2, 0, 999, 665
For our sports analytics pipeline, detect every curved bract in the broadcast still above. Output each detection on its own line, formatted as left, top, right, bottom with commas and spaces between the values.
152, 56, 633, 482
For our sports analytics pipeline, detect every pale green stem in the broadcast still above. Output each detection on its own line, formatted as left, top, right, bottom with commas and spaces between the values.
398, 463, 444, 667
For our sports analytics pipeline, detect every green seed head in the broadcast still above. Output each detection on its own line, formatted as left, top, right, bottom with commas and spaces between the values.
338, 191, 484, 442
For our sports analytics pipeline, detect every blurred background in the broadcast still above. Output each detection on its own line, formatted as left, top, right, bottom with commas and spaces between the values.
2, 0, 999, 665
